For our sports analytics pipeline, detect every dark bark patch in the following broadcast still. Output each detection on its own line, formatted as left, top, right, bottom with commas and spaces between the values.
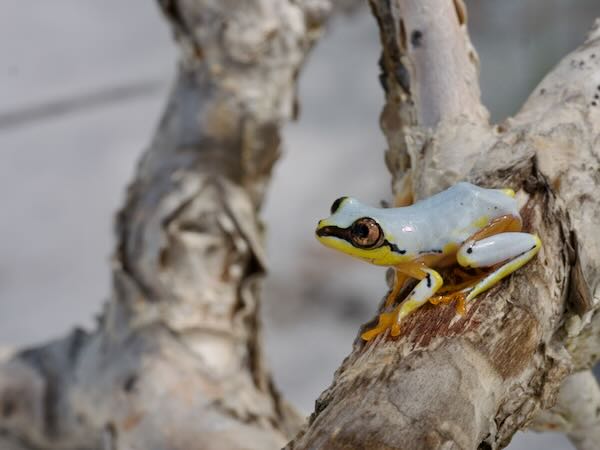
481, 312, 539, 379
398, 19, 407, 52
103, 423, 117, 450
453, 0, 467, 25
566, 231, 592, 315
394, 63, 411, 93
411, 30, 423, 48
2, 397, 16, 418
123, 374, 138, 393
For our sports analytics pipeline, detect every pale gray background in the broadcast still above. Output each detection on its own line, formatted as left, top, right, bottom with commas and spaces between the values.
2, 1, 598, 449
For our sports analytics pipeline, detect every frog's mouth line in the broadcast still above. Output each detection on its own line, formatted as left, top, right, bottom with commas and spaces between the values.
316, 225, 353, 242
317, 224, 405, 253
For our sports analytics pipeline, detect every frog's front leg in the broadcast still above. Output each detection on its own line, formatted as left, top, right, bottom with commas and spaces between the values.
384, 262, 428, 307
384, 270, 408, 307
390, 268, 443, 335
362, 266, 443, 341
457, 232, 541, 301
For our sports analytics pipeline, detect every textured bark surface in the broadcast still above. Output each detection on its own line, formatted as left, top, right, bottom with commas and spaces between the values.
0, 1, 335, 449
1, 1, 599, 450
287, 2, 600, 450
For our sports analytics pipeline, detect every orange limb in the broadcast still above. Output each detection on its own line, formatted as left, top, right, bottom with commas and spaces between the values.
429, 290, 467, 316
361, 309, 397, 341
363, 262, 429, 340
383, 262, 428, 307
396, 262, 428, 280
468, 215, 522, 242
384, 270, 408, 307
361, 306, 404, 341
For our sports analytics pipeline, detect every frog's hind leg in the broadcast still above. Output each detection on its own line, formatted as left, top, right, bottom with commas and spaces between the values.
457, 232, 541, 301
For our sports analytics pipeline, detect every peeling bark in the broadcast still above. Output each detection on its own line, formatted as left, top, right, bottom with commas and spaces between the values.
287, 3, 600, 450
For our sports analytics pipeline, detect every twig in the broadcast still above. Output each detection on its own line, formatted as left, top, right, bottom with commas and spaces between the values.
0, 79, 164, 131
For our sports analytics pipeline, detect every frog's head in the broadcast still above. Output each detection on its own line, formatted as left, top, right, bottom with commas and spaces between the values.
315, 197, 396, 265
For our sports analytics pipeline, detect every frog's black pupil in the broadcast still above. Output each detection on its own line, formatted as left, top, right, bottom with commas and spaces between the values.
330, 197, 346, 214
357, 224, 369, 238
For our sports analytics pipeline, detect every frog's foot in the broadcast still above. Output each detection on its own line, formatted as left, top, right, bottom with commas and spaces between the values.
429, 290, 468, 316
361, 309, 399, 341
363, 268, 443, 341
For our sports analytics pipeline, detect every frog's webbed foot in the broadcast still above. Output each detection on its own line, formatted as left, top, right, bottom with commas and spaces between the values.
428, 267, 486, 315
429, 289, 468, 316
361, 309, 399, 341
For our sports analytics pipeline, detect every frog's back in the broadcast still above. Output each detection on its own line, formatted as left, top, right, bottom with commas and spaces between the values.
380, 183, 520, 253
416, 182, 518, 218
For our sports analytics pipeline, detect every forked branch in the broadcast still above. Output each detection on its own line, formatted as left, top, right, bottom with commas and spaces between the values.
287, 3, 600, 450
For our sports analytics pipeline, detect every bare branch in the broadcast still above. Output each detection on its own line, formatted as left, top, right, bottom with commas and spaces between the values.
0, 79, 163, 131
393, 0, 487, 126
0, 1, 337, 449
287, 3, 600, 450
373, 0, 492, 203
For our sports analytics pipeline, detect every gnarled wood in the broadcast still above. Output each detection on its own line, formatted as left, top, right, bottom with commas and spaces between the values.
1, 2, 598, 450
0, 1, 337, 449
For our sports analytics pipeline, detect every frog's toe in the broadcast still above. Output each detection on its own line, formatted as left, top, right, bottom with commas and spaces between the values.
429, 290, 468, 316
361, 310, 397, 341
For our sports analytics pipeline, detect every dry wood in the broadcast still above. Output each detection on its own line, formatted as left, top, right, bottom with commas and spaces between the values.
0, 1, 598, 450
287, 2, 600, 450
0, 1, 337, 449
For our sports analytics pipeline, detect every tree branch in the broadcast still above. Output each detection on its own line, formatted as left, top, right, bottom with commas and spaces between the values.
374, 0, 492, 204
287, 4, 600, 450
0, 1, 337, 449
393, 0, 487, 126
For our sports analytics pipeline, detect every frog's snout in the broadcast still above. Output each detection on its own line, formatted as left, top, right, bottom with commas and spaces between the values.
315, 220, 325, 238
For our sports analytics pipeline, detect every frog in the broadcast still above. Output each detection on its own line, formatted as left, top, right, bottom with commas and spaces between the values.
315, 182, 541, 341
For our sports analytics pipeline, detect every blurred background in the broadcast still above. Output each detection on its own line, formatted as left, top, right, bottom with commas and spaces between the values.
1, 1, 599, 448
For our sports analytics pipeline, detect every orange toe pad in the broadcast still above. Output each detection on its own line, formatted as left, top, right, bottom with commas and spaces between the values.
361, 309, 400, 341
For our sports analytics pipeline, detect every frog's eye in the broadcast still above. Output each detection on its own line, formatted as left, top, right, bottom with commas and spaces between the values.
330, 197, 347, 214
350, 217, 383, 249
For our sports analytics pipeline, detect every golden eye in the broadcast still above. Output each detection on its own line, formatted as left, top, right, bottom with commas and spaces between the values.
351, 218, 383, 249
